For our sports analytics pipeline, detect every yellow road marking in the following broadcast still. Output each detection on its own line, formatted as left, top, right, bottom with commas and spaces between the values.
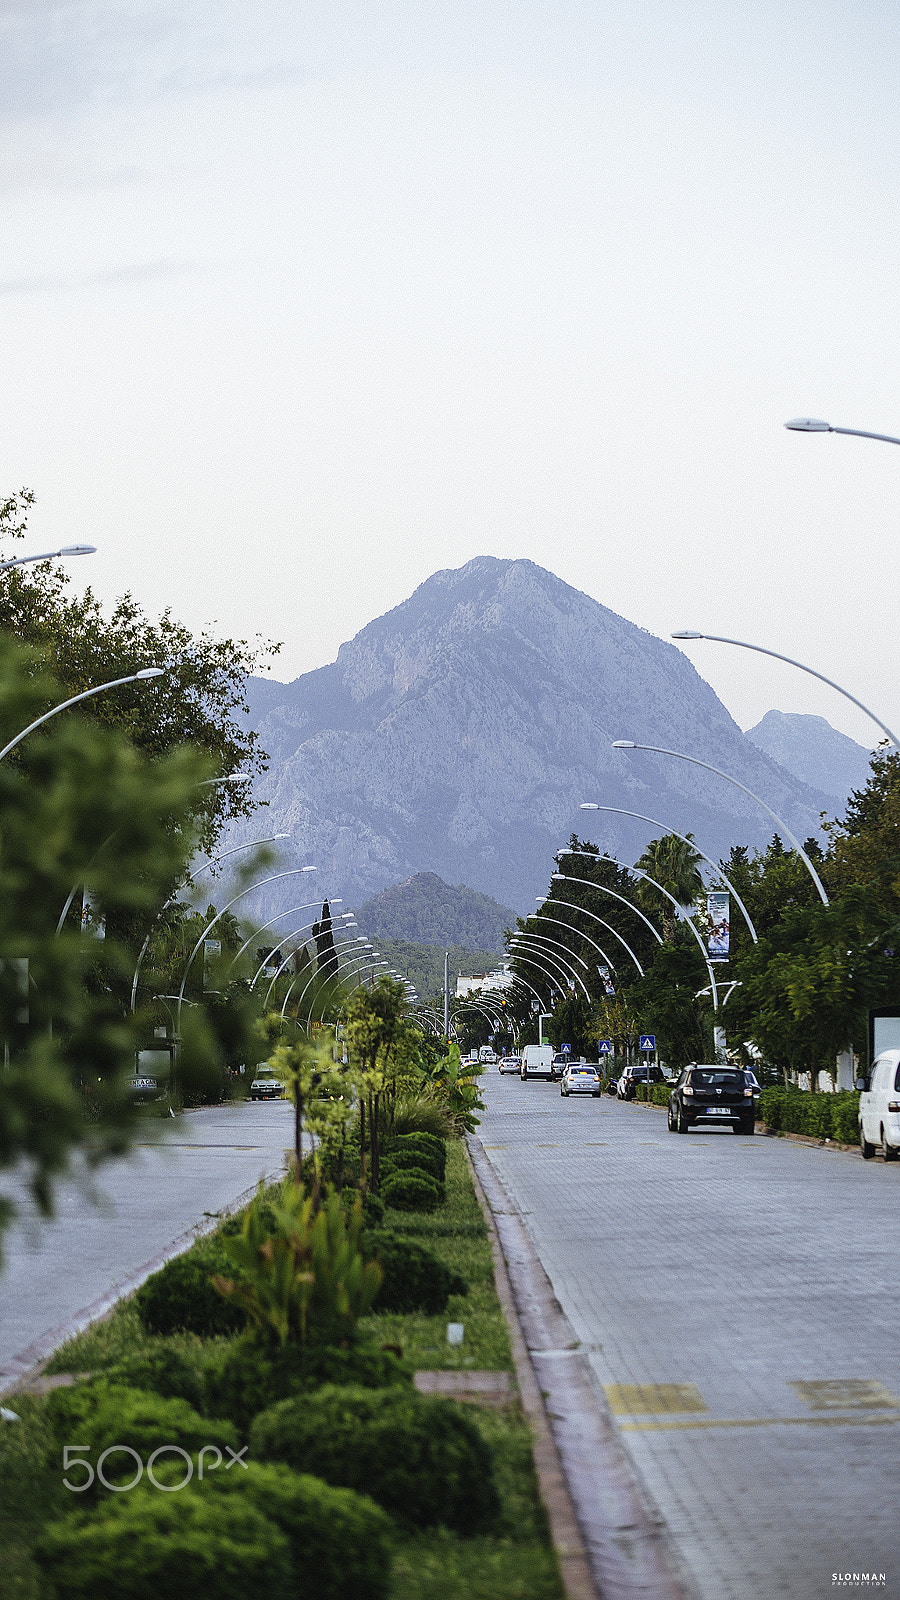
605, 1383, 707, 1415
619, 1412, 900, 1432
789, 1379, 900, 1410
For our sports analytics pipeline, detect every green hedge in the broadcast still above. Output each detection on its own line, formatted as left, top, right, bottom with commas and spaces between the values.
758, 1087, 860, 1143
633, 1083, 671, 1106
366, 1229, 467, 1315
380, 1170, 442, 1213
250, 1383, 500, 1533
203, 1338, 413, 1432
132, 1247, 245, 1338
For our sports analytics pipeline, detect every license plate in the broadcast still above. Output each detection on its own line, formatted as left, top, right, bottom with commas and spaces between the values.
706, 1107, 731, 1115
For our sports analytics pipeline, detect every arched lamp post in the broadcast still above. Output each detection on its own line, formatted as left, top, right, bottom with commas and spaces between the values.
577, 804, 758, 942
537, 895, 646, 976
785, 417, 900, 447
175, 867, 316, 1033
508, 934, 591, 1000
611, 740, 829, 906
0, 666, 165, 764
527, 911, 624, 980
0, 544, 96, 572
671, 631, 900, 756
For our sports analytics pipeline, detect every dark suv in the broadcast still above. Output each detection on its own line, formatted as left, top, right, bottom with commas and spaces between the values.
667, 1065, 759, 1135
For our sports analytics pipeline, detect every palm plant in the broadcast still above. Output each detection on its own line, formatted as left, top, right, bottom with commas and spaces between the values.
635, 834, 704, 941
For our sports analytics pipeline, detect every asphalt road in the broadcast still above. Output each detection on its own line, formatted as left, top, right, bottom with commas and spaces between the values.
0, 1099, 292, 1389
477, 1071, 899, 1600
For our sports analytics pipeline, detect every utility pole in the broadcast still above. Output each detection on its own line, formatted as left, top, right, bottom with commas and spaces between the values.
443, 950, 450, 1038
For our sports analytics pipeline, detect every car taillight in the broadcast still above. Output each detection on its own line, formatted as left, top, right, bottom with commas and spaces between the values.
888, 1101, 900, 1113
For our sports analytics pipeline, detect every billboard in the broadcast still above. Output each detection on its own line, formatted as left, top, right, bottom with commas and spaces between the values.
707, 891, 730, 963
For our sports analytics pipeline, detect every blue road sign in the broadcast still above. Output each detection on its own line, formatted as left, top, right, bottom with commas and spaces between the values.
597, 1039, 613, 1054
639, 1034, 656, 1052
561, 1043, 571, 1053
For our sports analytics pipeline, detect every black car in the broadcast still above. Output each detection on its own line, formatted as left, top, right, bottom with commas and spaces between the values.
667, 1064, 759, 1135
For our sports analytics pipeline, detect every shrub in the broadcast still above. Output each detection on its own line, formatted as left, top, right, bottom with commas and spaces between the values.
198, 1462, 394, 1600
382, 1144, 444, 1184
42, 1385, 239, 1496
759, 1086, 860, 1143
96, 1339, 207, 1411
367, 1229, 467, 1315
381, 1169, 442, 1214
204, 1337, 413, 1431
389, 1132, 447, 1181
362, 1190, 385, 1227
132, 1247, 245, 1338
212, 1185, 382, 1348
250, 1383, 500, 1533
36, 1484, 292, 1600
380, 1158, 445, 1205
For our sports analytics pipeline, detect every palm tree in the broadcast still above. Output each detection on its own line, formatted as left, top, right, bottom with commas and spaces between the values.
634, 834, 704, 942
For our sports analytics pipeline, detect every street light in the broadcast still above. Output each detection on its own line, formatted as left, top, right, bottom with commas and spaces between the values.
509, 935, 590, 1000
527, 911, 625, 980
577, 804, 758, 942
671, 630, 899, 756
611, 740, 829, 906
785, 417, 900, 447
0, 666, 165, 764
176, 866, 316, 1029
0, 544, 96, 572
537, 894, 647, 976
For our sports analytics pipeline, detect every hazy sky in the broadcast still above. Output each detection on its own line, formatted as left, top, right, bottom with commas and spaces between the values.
3, 1, 899, 746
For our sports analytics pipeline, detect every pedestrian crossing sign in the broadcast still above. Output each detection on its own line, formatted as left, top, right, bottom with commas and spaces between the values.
639, 1034, 656, 1052
598, 1039, 612, 1054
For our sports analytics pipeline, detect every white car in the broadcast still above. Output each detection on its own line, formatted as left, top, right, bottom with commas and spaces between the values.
249, 1065, 284, 1100
560, 1063, 602, 1098
858, 1049, 900, 1160
498, 1055, 521, 1074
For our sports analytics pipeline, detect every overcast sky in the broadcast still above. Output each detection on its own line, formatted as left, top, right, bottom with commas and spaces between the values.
2, 1, 899, 746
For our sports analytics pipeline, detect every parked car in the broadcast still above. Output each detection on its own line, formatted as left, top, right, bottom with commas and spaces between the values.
616, 1064, 668, 1101
520, 1043, 555, 1080
858, 1048, 900, 1160
498, 1054, 521, 1074
250, 1065, 284, 1100
560, 1063, 602, 1098
667, 1064, 758, 1134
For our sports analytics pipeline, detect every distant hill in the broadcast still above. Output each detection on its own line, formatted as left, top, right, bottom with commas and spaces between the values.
366, 938, 506, 1003
745, 711, 874, 812
227, 555, 838, 920
354, 873, 514, 952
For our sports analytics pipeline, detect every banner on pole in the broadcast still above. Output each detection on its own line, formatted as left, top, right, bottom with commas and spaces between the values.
597, 964, 616, 996
707, 892, 730, 962
203, 939, 221, 990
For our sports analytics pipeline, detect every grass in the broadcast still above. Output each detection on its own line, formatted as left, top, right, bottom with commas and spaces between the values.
360, 1140, 515, 1372
18, 1136, 563, 1600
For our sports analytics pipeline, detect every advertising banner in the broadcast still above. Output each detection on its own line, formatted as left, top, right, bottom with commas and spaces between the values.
707, 891, 730, 962
597, 964, 616, 996
203, 938, 221, 990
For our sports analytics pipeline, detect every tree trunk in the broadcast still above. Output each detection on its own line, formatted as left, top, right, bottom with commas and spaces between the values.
294, 1089, 303, 1180
359, 1096, 367, 1195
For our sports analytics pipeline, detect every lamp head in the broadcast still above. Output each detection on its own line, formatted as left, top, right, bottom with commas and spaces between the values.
59, 545, 97, 557
612, 740, 635, 749
784, 417, 831, 432
671, 631, 703, 640
580, 802, 599, 810
136, 667, 165, 680
301, 864, 316, 871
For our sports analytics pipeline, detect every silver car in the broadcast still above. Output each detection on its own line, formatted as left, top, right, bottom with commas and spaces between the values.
249, 1065, 284, 1100
560, 1063, 602, 1098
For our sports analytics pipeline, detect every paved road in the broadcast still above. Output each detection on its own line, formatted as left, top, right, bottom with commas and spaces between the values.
0, 1100, 292, 1389
477, 1072, 899, 1600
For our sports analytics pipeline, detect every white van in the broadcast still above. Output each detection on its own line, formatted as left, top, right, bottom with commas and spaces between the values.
520, 1043, 554, 1081
858, 1049, 900, 1160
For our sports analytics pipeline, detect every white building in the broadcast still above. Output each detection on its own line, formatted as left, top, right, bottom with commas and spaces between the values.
456, 966, 514, 999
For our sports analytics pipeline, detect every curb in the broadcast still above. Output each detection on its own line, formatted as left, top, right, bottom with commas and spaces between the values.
0, 1164, 284, 1398
467, 1135, 695, 1600
629, 1097, 861, 1154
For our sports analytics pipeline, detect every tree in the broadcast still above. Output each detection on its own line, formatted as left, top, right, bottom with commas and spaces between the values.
0, 635, 210, 1255
344, 978, 408, 1194
0, 490, 279, 854
634, 834, 704, 942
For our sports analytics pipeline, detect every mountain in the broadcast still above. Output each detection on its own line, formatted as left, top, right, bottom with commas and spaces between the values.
353, 873, 515, 951
745, 711, 874, 811
230, 556, 837, 919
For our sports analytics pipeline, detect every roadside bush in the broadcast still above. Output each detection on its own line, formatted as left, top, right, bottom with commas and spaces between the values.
633, 1083, 671, 1106
367, 1229, 467, 1315
132, 1246, 245, 1338
204, 1336, 413, 1432
92, 1339, 207, 1411
250, 1383, 500, 1533
381, 1169, 442, 1214
197, 1462, 394, 1600
759, 1087, 859, 1143
381, 1159, 445, 1205
42, 1385, 239, 1496
36, 1484, 292, 1600
390, 1132, 447, 1181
